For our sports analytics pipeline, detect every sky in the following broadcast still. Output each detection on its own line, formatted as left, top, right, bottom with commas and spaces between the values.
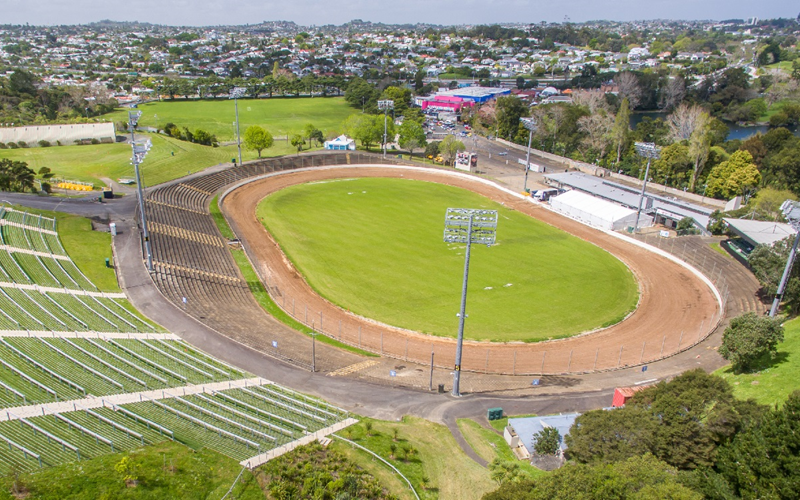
0, 0, 795, 27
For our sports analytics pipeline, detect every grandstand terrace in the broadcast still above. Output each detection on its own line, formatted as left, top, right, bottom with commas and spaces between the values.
143, 153, 402, 371
0, 204, 355, 472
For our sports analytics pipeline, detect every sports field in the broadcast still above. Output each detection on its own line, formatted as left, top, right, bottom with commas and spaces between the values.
256, 178, 638, 342
0, 132, 295, 187
106, 97, 355, 141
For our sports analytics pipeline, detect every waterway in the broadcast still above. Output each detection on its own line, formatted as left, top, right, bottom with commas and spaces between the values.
629, 111, 800, 141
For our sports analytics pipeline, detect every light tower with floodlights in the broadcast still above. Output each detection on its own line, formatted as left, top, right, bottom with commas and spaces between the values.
520, 117, 538, 194
128, 110, 153, 272
378, 100, 394, 159
229, 87, 246, 165
633, 142, 661, 231
769, 200, 800, 317
443, 208, 498, 397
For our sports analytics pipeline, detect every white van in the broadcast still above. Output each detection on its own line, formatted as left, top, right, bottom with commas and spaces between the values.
533, 188, 559, 202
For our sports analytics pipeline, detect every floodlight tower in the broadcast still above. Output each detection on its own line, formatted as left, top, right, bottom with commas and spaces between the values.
128, 110, 154, 272
769, 200, 800, 317
520, 117, 538, 194
633, 142, 661, 231
229, 87, 246, 165
378, 100, 394, 159
443, 208, 498, 397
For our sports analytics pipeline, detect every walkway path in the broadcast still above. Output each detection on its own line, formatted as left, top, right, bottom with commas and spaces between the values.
0, 377, 265, 422
0, 330, 176, 340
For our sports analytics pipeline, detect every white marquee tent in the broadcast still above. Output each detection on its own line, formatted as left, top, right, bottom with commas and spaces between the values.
549, 190, 652, 231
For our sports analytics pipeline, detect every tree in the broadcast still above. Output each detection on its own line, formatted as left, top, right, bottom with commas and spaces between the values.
687, 112, 711, 191
397, 120, 426, 156
616, 72, 643, 109
303, 123, 323, 147
495, 95, 527, 140
290, 134, 305, 153
705, 150, 760, 199
612, 98, 631, 164
343, 114, 384, 150
483, 455, 702, 500
686, 391, 800, 500
424, 141, 440, 158
533, 427, 561, 455
488, 459, 524, 485
667, 104, 706, 143
439, 135, 465, 164
566, 406, 658, 464
661, 77, 686, 111
243, 125, 273, 158
578, 111, 614, 159
719, 313, 784, 373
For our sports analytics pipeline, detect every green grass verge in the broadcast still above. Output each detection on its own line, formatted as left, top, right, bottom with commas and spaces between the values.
210, 196, 376, 357
709, 241, 734, 260
333, 417, 496, 500
456, 418, 546, 479
0, 441, 263, 500
0, 132, 300, 189
257, 178, 638, 342
714, 316, 800, 407
105, 97, 355, 142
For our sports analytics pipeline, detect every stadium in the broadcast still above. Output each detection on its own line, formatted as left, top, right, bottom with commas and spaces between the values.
0, 149, 756, 480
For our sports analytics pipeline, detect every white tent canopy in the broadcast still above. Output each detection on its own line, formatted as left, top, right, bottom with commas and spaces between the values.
549, 190, 651, 231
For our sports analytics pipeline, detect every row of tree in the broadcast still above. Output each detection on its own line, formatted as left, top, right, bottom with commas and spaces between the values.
484, 369, 799, 500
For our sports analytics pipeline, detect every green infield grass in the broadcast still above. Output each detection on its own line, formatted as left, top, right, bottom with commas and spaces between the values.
714, 316, 800, 407
0, 133, 298, 188
106, 97, 355, 142
257, 177, 638, 342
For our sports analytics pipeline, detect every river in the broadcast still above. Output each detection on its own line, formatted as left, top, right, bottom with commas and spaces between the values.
629, 111, 799, 141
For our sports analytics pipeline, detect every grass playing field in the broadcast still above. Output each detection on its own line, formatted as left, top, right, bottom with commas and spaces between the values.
257, 178, 638, 342
0, 132, 299, 188
106, 97, 356, 142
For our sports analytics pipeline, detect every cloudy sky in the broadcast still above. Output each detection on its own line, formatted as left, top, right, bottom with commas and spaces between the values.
0, 0, 795, 26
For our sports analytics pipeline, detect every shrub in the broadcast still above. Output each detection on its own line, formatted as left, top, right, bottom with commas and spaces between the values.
719, 313, 784, 372
7, 142, 18, 149
38, 140, 51, 148
17, 141, 26, 148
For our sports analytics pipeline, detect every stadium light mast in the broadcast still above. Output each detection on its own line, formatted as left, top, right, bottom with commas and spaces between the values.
128, 110, 154, 273
229, 87, 246, 165
520, 117, 538, 194
769, 200, 800, 317
443, 208, 498, 397
633, 142, 661, 232
378, 100, 394, 159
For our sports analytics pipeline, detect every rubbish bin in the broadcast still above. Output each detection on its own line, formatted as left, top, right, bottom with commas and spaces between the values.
109, 223, 117, 236
105, 258, 110, 268
437, 384, 445, 394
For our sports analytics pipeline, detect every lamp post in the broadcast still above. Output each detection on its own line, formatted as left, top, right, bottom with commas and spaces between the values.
633, 142, 661, 231
520, 117, 537, 194
128, 110, 153, 273
769, 200, 800, 317
229, 87, 246, 165
378, 99, 394, 159
443, 208, 498, 397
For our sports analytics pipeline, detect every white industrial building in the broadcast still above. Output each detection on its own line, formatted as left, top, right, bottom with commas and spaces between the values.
0, 123, 116, 146
549, 190, 652, 231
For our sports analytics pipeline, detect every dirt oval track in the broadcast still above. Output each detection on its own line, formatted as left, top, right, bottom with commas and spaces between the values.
222, 166, 720, 375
